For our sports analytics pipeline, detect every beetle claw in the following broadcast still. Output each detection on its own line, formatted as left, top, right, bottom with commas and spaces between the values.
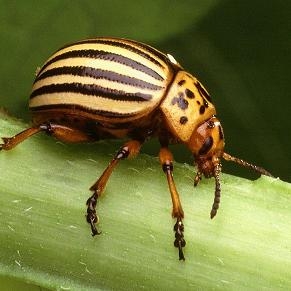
86, 193, 101, 236
0, 137, 9, 150
89, 216, 101, 236
173, 218, 186, 261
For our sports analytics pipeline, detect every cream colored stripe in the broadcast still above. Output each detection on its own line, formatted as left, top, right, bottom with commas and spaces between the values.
29, 93, 160, 114
39, 58, 165, 87
118, 38, 169, 67
33, 75, 164, 97
44, 42, 169, 80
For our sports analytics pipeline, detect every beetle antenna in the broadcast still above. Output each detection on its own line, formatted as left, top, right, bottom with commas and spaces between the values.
210, 163, 221, 219
222, 152, 273, 177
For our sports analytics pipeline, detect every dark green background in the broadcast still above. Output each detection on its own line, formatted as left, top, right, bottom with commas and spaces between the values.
0, 0, 290, 181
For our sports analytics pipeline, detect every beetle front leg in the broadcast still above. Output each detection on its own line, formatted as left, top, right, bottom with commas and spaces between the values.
159, 147, 186, 261
86, 140, 142, 236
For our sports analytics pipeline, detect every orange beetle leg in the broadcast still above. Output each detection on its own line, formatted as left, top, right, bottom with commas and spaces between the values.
86, 140, 142, 236
159, 147, 186, 261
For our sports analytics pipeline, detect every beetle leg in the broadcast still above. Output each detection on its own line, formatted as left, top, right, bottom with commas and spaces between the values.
86, 140, 142, 236
159, 147, 186, 261
0, 126, 42, 150
1, 122, 98, 151
38, 123, 98, 143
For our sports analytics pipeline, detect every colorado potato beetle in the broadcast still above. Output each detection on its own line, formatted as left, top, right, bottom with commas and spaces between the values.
0, 37, 273, 260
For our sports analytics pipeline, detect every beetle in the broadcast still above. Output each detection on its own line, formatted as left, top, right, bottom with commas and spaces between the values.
0, 37, 273, 260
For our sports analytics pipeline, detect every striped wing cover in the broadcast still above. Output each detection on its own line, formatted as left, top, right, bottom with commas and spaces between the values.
29, 38, 176, 121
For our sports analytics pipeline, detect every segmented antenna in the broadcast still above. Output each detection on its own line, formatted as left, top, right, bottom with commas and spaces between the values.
222, 152, 273, 177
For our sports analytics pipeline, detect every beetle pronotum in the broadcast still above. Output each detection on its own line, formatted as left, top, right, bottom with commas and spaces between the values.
0, 37, 273, 260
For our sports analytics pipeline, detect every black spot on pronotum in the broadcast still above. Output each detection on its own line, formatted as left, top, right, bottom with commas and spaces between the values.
171, 95, 189, 110
185, 88, 195, 99
179, 116, 188, 124
199, 105, 205, 114
178, 80, 186, 86
198, 136, 213, 155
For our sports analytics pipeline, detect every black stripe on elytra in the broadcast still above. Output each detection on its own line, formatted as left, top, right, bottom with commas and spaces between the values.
30, 83, 152, 102
121, 38, 173, 67
63, 38, 165, 70
37, 49, 164, 81
29, 103, 137, 118
35, 66, 163, 91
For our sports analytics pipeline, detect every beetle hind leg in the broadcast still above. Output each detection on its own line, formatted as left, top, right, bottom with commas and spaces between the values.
86, 140, 142, 236
0, 126, 42, 150
39, 123, 99, 143
1, 122, 99, 151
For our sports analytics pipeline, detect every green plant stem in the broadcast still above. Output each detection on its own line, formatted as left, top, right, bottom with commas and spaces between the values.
0, 113, 291, 290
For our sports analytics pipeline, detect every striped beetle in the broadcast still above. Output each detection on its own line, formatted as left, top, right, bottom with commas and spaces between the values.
0, 37, 272, 260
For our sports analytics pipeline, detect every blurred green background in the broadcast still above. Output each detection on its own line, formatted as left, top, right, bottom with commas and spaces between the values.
0, 0, 290, 181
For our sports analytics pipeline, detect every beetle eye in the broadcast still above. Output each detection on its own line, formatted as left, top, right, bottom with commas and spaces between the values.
198, 136, 213, 155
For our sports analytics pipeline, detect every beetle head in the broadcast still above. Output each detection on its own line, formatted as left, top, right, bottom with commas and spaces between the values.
186, 115, 224, 218
188, 115, 225, 178
187, 115, 273, 219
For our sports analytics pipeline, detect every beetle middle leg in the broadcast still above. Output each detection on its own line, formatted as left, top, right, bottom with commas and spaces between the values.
159, 147, 186, 261
86, 140, 142, 236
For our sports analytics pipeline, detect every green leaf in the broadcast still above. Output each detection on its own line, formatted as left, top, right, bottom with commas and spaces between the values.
1, 113, 291, 290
